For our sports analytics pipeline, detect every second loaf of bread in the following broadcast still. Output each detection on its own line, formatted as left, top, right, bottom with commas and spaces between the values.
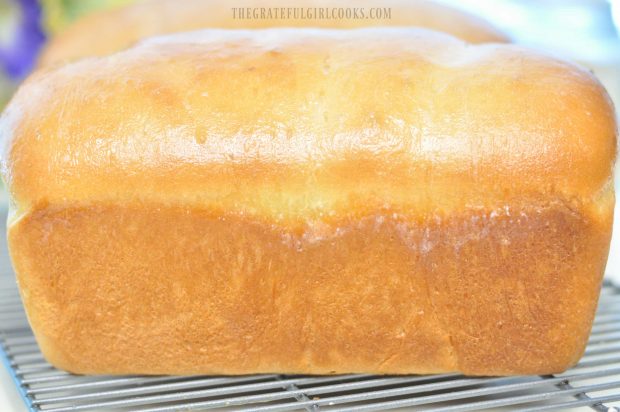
1, 28, 616, 376
38, 0, 508, 66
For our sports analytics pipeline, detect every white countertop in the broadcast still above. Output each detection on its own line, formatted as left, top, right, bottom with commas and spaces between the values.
0, 352, 27, 411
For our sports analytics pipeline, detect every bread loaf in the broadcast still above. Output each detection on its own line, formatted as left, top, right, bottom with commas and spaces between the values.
39, 0, 508, 66
1, 28, 616, 376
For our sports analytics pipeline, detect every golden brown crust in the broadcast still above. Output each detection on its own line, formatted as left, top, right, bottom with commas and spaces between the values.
1, 28, 617, 375
3, 29, 616, 221
39, 0, 509, 67
9, 200, 611, 375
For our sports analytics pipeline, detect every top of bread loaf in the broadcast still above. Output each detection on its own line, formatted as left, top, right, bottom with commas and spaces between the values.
1, 28, 616, 227
39, 0, 509, 66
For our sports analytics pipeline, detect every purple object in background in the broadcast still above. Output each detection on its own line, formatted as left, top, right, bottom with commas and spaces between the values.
0, 0, 45, 80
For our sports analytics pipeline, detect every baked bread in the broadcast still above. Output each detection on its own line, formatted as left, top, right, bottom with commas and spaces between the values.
1, 28, 616, 376
39, 0, 508, 66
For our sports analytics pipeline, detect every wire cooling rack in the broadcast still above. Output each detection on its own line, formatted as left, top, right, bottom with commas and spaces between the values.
2, 238, 620, 410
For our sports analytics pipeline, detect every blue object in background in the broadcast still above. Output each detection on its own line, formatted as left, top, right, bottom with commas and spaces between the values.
0, 0, 45, 80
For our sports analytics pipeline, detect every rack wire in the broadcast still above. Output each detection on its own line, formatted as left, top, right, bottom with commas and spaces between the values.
1, 237, 620, 411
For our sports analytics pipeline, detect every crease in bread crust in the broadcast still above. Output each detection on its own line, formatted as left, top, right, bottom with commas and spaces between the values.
0, 27, 616, 376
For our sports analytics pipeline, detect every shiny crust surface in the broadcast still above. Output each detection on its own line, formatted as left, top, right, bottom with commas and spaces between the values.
1, 28, 617, 375
39, 0, 509, 66
3, 29, 616, 222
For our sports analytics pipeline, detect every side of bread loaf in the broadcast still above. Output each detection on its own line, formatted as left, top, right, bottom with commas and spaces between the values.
2, 28, 616, 375
39, 0, 509, 66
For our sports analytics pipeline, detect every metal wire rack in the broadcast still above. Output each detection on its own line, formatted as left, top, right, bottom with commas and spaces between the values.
2, 240, 620, 410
